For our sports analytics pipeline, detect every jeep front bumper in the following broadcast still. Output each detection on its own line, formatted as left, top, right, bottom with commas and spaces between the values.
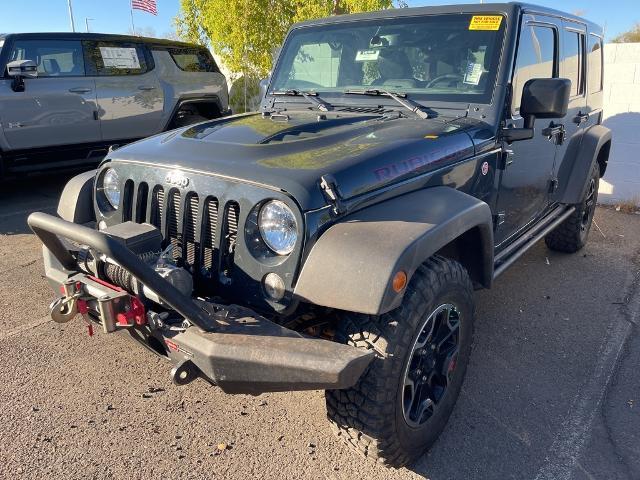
28, 212, 373, 395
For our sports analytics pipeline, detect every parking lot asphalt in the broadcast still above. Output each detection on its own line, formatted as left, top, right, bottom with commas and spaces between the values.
0, 174, 638, 480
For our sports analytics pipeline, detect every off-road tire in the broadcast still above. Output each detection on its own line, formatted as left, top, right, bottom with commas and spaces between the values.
545, 161, 599, 253
325, 256, 474, 467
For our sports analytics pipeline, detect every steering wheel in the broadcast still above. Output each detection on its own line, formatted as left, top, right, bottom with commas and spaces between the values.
426, 73, 464, 88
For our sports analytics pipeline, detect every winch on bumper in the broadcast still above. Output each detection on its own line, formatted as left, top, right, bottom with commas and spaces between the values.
28, 212, 373, 395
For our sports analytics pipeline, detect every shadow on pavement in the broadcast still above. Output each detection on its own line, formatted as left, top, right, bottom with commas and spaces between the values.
0, 173, 74, 235
410, 209, 640, 479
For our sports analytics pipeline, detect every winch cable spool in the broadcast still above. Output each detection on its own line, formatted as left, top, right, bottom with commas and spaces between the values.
27, 212, 214, 330
101, 251, 158, 293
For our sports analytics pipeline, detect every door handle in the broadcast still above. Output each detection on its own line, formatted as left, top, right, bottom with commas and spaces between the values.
138, 86, 156, 91
68, 87, 92, 94
573, 112, 590, 125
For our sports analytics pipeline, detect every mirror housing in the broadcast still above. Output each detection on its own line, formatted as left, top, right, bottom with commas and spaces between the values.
259, 76, 270, 100
520, 78, 571, 120
7, 60, 38, 92
502, 78, 571, 143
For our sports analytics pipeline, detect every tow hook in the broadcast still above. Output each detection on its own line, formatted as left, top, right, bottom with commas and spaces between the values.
170, 360, 199, 386
49, 296, 78, 323
49, 278, 82, 323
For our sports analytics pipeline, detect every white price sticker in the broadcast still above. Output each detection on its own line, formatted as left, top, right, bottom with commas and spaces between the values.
99, 47, 141, 69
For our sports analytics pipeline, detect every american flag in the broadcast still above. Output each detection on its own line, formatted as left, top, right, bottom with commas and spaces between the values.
131, 0, 158, 16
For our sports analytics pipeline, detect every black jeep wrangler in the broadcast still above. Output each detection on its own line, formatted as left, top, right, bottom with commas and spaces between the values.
29, 3, 611, 467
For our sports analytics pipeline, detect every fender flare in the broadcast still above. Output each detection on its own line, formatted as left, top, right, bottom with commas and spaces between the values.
556, 124, 612, 205
293, 187, 494, 315
164, 96, 224, 130
57, 169, 96, 224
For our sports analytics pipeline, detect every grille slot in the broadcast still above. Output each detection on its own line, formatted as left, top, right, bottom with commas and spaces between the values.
122, 180, 134, 222
150, 186, 164, 229
167, 190, 182, 260
221, 202, 239, 279
135, 182, 148, 223
202, 197, 219, 272
184, 193, 199, 267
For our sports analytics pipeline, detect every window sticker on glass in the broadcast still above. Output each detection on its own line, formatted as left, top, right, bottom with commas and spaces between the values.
464, 62, 483, 85
469, 15, 503, 31
355, 49, 380, 62
99, 47, 140, 69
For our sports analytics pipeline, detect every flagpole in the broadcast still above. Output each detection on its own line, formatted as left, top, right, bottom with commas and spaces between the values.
130, 0, 136, 36
67, 0, 76, 32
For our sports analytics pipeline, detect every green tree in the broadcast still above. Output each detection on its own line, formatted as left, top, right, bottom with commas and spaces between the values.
612, 23, 640, 43
175, 0, 394, 79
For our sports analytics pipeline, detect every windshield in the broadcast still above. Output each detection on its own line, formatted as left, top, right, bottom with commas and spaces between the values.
270, 13, 506, 104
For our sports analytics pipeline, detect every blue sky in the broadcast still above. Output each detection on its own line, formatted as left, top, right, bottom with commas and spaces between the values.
0, 0, 637, 40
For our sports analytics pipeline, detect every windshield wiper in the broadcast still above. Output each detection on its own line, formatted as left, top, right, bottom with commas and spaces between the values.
344, 89, 429, 119
271, 89, 333, 112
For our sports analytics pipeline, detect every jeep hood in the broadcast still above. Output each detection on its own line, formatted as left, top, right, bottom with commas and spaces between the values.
111, 111, 482, 211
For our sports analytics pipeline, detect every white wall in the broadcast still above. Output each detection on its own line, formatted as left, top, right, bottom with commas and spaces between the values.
600, 43, 640, 205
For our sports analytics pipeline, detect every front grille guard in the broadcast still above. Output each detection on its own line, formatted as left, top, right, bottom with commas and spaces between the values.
27, 211, 214, 330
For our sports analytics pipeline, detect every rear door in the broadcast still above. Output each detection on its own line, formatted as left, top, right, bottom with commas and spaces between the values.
0, 38, 100, 150
551, 21, 588, 188
84, 40, 164, 141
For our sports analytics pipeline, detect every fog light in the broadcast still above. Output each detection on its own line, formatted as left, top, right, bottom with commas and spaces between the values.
263, 273, 285, 301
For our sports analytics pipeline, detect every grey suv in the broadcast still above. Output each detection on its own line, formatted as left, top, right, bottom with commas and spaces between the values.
0, 33, 230, 177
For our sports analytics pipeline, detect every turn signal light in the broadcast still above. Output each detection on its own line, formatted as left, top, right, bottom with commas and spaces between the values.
392, 271, 407, 293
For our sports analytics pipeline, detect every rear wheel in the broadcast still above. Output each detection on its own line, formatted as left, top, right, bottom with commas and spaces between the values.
325, 256, 474, 467
545, 161, 599, 253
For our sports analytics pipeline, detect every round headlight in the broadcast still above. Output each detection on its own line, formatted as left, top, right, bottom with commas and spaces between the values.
258, 200, 298, 255
102, 168, 121, 210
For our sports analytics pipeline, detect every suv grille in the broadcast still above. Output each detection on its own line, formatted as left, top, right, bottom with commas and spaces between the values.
123, 182, 240, 280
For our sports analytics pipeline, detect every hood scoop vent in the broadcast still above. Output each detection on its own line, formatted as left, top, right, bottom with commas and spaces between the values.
262, 130, 320, 144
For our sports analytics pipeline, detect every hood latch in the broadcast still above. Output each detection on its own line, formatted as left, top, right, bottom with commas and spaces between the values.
319, 174, 345, 216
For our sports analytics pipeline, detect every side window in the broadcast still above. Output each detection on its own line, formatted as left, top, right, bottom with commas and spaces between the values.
563, 30, 585, 97
512, 25, 557, 113
8, 39, 85, 77
86, 41, 150, 76
587, 34, 603, 93
168, 47, 219, 73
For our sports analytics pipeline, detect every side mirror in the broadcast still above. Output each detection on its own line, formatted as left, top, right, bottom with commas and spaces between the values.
502, 78, 571, 143
259, 76, 270, 100
7, 60, 38, 92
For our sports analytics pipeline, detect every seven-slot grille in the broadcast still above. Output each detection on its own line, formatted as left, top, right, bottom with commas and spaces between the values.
122, 181, 240, 279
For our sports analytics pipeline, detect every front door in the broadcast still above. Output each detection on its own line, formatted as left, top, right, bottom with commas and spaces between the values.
494, 14, 562, 246
0, 38, 100, 150
84, 40, 164, 142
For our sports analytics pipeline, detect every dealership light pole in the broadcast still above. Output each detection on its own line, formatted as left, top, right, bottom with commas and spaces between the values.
85, 18, 94, 33
67, 0, 76, 32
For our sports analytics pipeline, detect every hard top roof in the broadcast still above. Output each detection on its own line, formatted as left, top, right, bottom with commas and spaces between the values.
0, 32, 200, 48
291, 2, 602, 33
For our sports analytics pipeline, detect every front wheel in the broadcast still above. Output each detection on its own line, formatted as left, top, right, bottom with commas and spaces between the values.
325, 256, 474, 467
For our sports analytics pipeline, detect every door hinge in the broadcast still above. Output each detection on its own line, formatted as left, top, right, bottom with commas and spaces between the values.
493, 212, 506, 227
319, 174, 345, 216
549, 178, 559, 193
498, 149, 514, 170
541, 122, 566, 145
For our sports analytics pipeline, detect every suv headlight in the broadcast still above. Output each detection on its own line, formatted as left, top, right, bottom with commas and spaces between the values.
100, 167, 121, 210
258, 200, 298, 255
